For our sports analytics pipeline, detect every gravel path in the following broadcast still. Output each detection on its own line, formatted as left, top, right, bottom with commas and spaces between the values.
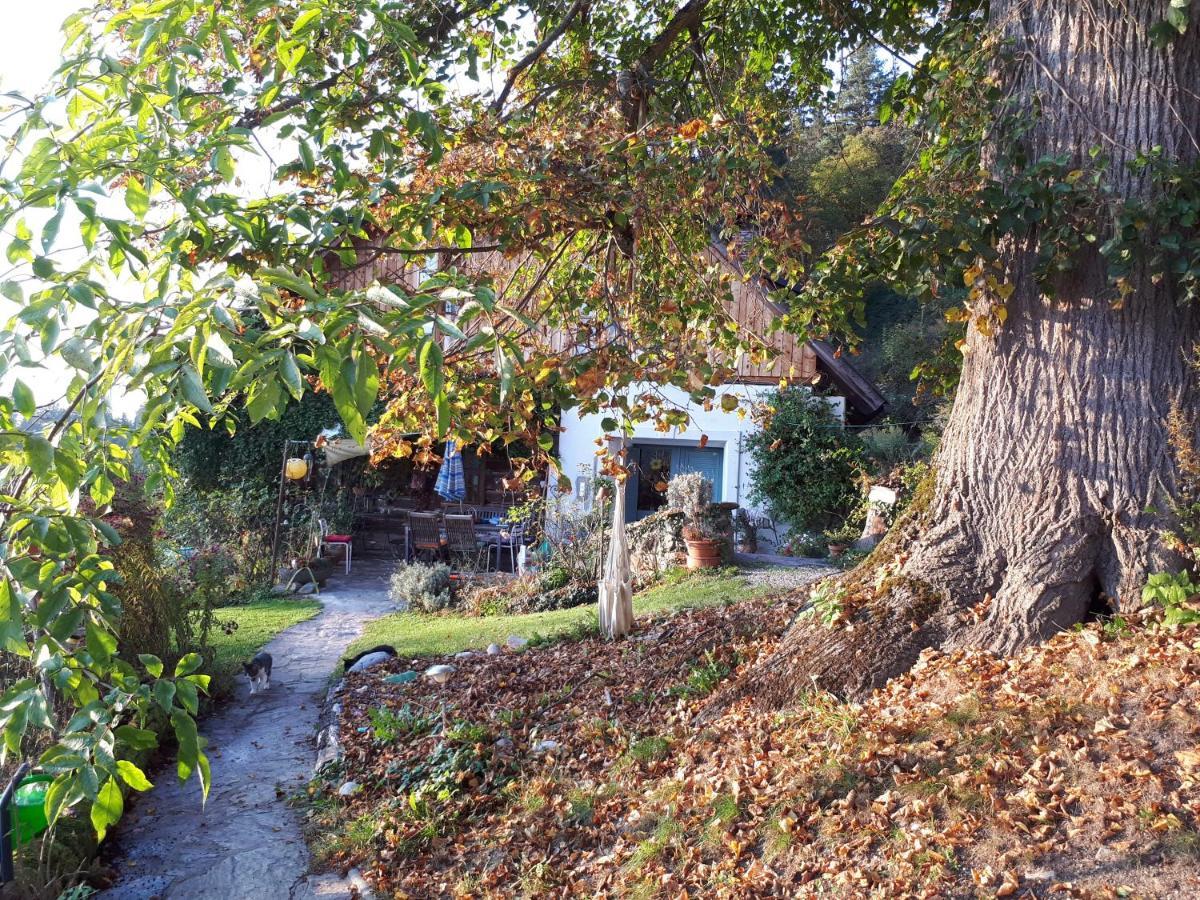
98, 564, 394, 900
734, 555, 835, 593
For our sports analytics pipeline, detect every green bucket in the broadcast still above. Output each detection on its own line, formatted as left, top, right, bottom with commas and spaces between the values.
11, 775, 52, 846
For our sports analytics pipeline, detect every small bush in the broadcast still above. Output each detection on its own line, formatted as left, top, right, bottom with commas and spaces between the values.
666, 472, 712, 519
539, 566, 571, 591
745, 388, 865, 531
782, 531, 828, 558
369, 705, 437, 742
1142, 571, 1200, 627
805, 581, 848, 626
860, 425, 917, 474
390, 562, 453, 612
670, 650, 732, 699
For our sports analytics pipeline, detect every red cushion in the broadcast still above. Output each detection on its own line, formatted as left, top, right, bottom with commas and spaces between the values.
324, 534, 352, 543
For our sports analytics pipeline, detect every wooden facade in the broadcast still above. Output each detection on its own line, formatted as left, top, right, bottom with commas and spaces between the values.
327, 235, 819, 387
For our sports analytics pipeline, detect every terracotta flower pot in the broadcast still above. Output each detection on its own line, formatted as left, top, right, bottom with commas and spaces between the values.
827, 542, 847, 559
685, 538, 722, 570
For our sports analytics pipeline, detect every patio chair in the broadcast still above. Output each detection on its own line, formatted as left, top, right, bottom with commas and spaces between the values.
751, 514, 782, 549
408, 511, 446, 563
489, 522, 525, 573
444, 514, 490, 574
318, 518, 353, 574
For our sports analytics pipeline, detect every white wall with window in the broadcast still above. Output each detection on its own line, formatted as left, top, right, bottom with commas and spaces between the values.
554, 383, 846, 522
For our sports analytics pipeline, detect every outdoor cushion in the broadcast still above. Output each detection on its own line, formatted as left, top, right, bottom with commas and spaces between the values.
324, 533, 352, 543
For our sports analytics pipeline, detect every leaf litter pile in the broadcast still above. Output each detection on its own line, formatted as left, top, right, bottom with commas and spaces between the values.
307, 591, 1200, 898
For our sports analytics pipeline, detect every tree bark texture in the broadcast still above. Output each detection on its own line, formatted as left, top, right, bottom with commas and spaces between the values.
736, 0, 1200, 705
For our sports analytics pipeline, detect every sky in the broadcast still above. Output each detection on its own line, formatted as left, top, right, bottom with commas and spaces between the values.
0, 3, 86, 97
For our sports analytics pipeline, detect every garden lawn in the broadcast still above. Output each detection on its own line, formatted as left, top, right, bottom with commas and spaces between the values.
345, 569, 767, 661
206, 597, 321, 688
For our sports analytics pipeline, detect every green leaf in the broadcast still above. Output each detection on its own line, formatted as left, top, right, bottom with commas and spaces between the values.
436, 394, 450, 438
174, 652, 203, 677
25, 435, 55, 479
13, 379, 36, 418
353, 353, 378, 416
152, 679, 176, 713
116, 759, 153, 792
85, 619, 116, 664
114, 725, 158, 751
213, 146, 235, 181
44, 775, 77, 826
93, 518, 122, 546
279, 353, 304, 399
41, 204, 65, 252
125, 178, 149, 218
90, 776, 123, 840
175, 678, 199, 714
138, 654, 164, 678
204, 331, 235, 369
292, 7, 324, 36
419, 338, 444, 397
178, 364, 212, 413
298, 139, 315, 172
246, 376, 282, 423
497, 347, 514, 403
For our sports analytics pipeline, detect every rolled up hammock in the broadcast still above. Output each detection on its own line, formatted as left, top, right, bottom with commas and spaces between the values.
598, 480, 633, 639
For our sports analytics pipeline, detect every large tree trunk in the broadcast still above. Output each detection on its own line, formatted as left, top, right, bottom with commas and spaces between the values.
736, 0, 1200, 705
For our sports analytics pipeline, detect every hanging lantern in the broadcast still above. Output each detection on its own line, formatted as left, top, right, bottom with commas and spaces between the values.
285, 457, 309, 480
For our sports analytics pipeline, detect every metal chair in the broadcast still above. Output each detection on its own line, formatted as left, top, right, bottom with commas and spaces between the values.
444, 514, 489, 574
387, 510, 411, 561
318, 518, 353, 574
408, 511, 446, 563
489, 522, 525, 573
752, 514, 781, 549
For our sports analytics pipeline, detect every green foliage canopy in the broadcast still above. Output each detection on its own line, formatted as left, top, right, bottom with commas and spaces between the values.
0, 0, 946, 839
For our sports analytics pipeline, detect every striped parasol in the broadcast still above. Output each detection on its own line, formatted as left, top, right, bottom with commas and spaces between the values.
434, 441, 466, 503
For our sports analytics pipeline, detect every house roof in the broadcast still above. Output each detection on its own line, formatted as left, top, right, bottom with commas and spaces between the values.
710, 239, 886, 423
808, 340, 887, 424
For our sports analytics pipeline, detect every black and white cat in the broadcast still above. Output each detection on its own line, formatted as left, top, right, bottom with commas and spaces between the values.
243, 651, 272, 694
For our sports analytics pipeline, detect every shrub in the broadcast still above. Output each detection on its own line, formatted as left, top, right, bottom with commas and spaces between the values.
745, 389, 865, 531
666, 472, 712, 519
162, 479, 277, 595
859, 425, 918, 475
101, 479, 227, 667
781, 531, 828, 558
390, 562, 453, 612
539, 566, 571, 591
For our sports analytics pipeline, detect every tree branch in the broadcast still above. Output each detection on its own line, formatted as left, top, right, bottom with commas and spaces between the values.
490, 0, 586, 116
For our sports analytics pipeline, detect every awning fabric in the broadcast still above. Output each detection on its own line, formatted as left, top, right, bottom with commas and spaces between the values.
323, 438, 370, 465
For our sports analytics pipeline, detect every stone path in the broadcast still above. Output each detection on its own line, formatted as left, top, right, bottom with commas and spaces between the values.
98, 563, 395, 900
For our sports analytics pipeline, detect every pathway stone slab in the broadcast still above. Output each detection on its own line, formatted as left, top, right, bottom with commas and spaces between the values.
98, 563, 394, 900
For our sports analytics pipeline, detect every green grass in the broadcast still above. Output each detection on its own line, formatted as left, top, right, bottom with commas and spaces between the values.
207, 598, 321, 686
346, 568, 769, 660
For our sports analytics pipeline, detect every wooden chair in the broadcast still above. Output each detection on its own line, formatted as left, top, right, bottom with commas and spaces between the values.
408, 512, 446, 563
444, 514, 489, 574
318, 518, 353, 574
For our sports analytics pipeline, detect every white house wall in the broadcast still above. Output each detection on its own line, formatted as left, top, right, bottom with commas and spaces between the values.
554, 383, 846, 519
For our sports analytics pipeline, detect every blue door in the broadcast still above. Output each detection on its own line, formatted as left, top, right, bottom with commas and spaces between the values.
673, 447, 724, 498
626, 444, 724, 520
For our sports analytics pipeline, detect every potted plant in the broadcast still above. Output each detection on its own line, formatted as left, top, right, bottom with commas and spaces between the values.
682, 522, 723, 569
824, 522, 860, 559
